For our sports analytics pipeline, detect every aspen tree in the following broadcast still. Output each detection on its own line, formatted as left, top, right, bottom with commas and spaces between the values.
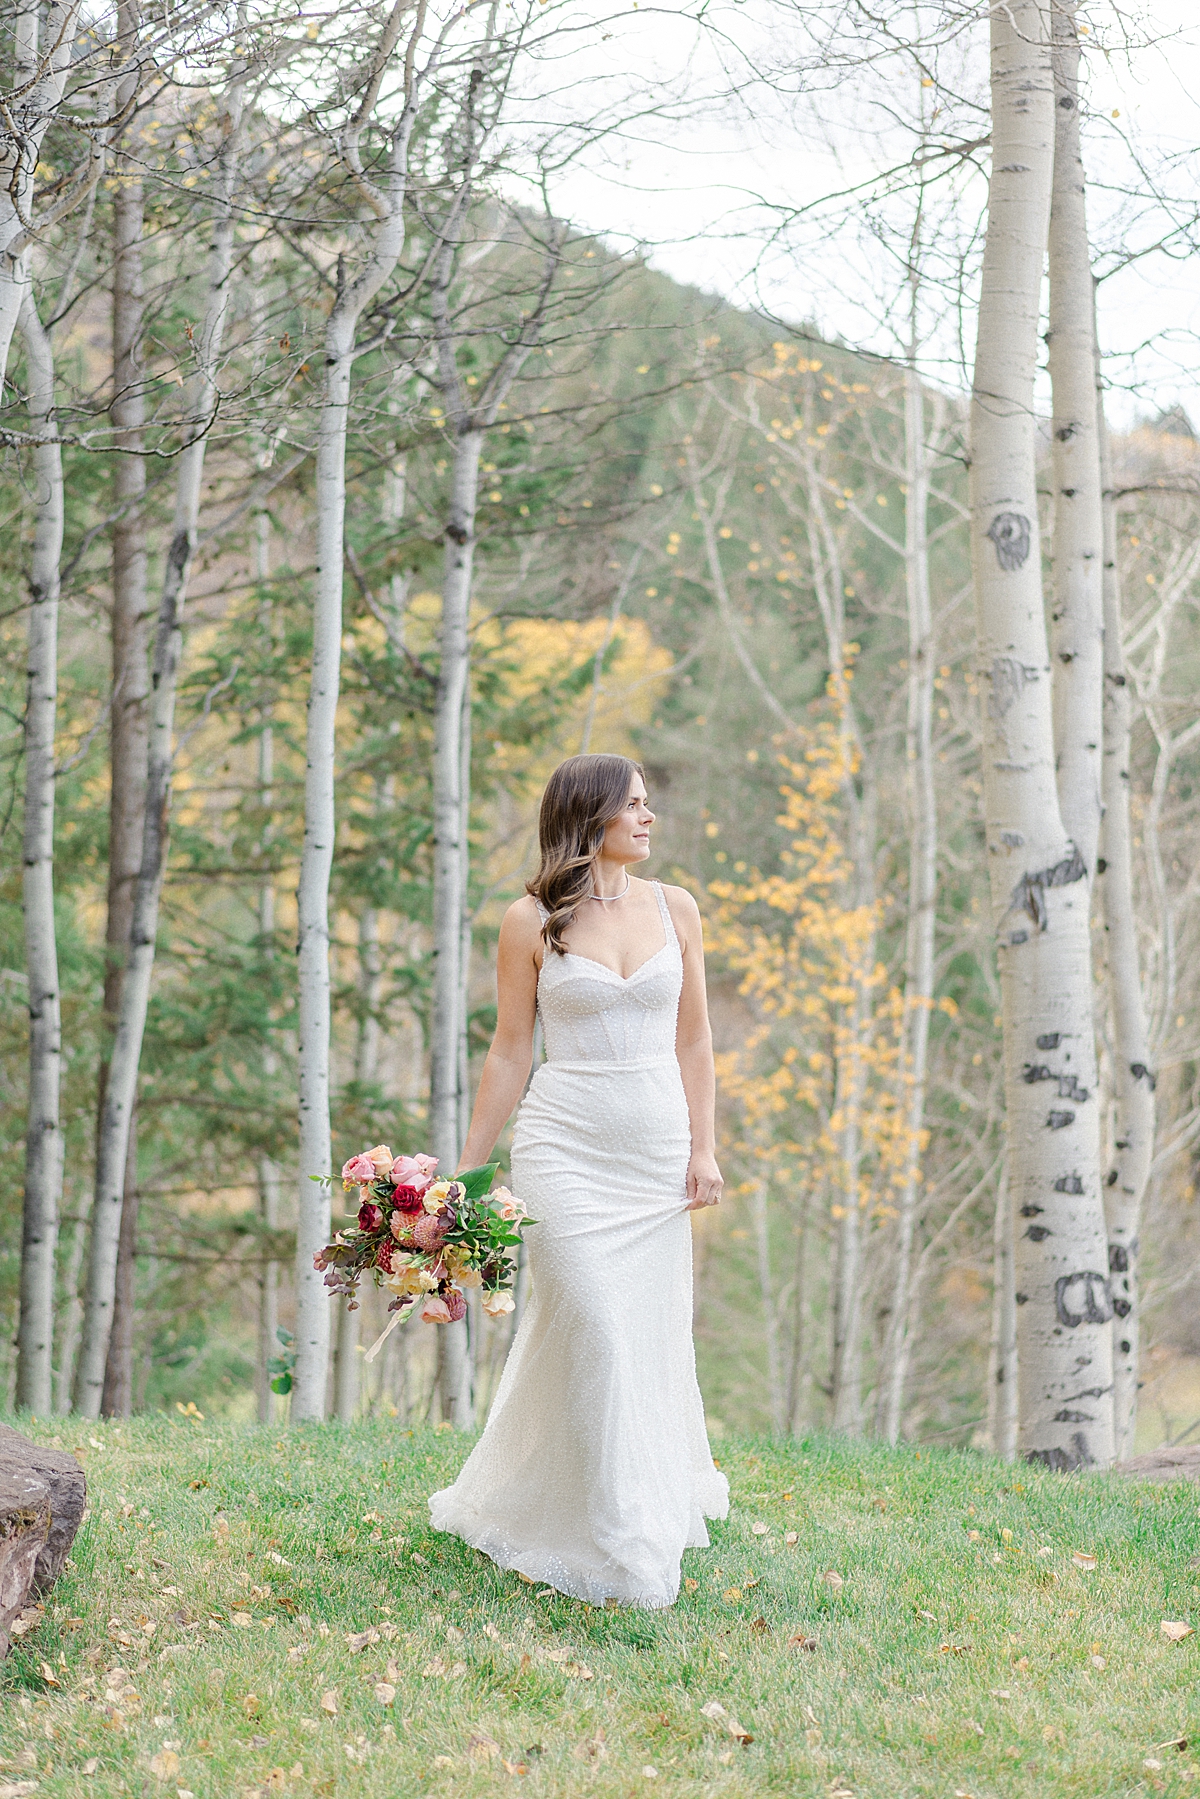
879, 355, 938, 1445
969, 0, 1113, 1470
15, 293, 65, 1412
1097, 384, 1154, 1461
292, 0, 435, 1421
1047, 0, 1104, 877
75, 68, 247, 1414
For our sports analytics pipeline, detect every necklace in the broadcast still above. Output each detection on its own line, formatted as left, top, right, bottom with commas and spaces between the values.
588, 873, 630, 903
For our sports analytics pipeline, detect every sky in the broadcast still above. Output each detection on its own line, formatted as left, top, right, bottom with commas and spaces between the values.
515, 0, 1200, 428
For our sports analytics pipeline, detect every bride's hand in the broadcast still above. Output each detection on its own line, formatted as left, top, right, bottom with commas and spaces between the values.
685, 1152, 723, 1211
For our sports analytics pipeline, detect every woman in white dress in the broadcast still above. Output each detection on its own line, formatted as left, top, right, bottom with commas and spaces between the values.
429, 753, 729, 1608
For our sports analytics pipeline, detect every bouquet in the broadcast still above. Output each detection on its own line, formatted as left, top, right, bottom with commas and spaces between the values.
313, 1145, 532, 1361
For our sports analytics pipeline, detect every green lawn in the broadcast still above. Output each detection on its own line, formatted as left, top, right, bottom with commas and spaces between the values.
2, 1416, 1197, 1797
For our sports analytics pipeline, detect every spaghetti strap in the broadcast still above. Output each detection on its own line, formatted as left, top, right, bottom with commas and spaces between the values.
652, 880, 679, 950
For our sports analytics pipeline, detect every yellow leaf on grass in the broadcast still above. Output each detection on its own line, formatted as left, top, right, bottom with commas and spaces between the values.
231, 1613, 253, 1628
374, 1683, 396, 1706
1161, 1620, 1194, 1643
822, 1570, 845, 1593
684, 1578, 699, 1591
785, 1531, 799, 1546
320, 1690, 339, 1716
722, 1588, 743, 1603
1071, 1551, 1097, 1571
148, 1749, 180, 1779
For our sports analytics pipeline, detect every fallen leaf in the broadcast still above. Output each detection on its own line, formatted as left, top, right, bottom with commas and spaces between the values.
1071, 1551, 1097, 1572
684, 1578, 698, 1592
1161, 1621, 1195, 1643
701, 1701, 728, 1721
346, 1629, 379, 1652
230, 1613, 253, 1629
385, 1658, 400, 1682
265, 1772, 286, 1791
433, 1756, 455, 1769
751, 1522, 769, 1536
148, 1749, 180, 1780
37, 1661, 60, 1687
0, 1785, 40, 1798
564, 1660, 594, 1679
722, 1587, 743, 1602
727, 1717, 753, 1745
642, 1768, 658, 1780
445, 1625, 464, 1643
787, 1632, 818, 1652
535, 1588, 555, 1598
784, 1531, 799, 1547
82, 1762, 99, 1777
1091, 1654, 1107, 1669
742, 1575, 760, 1591
750, 1616, 770, 1634
502, 1760, 528, 1776
1145, 1759, 1164, 1772
468, 1735, 500, 1760
917, 1610, 937, 1624
373, 1683, 396, 1706
320, 1690, 339, 1716
939, 1642, 969, 1655
990, 1689, 1011, 1700
287, 1645, 308, 1663
822, 1570, 845, 1593
573, 1729, 606, 1763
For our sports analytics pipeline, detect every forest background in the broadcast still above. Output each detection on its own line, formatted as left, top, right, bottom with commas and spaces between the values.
2, 0, 1199, 1454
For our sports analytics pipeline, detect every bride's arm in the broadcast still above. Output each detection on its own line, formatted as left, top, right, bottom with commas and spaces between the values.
666, 887, 724, 1211
456, 896, 542, 1171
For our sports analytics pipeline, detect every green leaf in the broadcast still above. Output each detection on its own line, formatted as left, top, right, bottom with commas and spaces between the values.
276, 1326, 294, 1346
269, 1372, 293, 1395
458, 1163, 499, 1200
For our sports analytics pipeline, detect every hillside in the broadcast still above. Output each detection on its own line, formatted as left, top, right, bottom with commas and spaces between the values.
3, 1417, 1197, 1797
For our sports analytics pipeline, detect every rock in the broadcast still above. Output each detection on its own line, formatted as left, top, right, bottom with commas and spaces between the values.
0, 1424, 87, 1592
0, 1466, 51, 1659
1114, 1444, 1200, 1483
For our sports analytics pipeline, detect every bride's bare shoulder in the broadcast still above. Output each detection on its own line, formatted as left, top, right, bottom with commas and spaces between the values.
656, 882, 702, 938
500, 893, 545, 941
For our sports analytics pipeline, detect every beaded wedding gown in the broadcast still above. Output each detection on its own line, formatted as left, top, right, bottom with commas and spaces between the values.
429, 881, 728, 1608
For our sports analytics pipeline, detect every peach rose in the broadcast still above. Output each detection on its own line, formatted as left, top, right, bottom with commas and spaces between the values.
420, 1295, 452, 1323
481, 1289, 516, 1318
365, 1144, 394, 1176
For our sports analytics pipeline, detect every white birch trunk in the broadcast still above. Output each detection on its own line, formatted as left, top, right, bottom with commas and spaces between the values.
16, 291, 64, 1412
74, 77, 245, 1415
291, 0, 428, 1420
880, 361, 938, 1445
1097, 390, 1155, 1462
257, 552, 280, 1425
0, 0, 83, 379
1047, 1, 1104, 878
970, 0, 1114, 1471
752, 1183, 783, 1431
987, 1171, 1019, 1460
430, 426, 482, 1430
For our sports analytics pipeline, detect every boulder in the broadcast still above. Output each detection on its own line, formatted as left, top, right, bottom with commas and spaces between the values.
1114, 1444, 1200, 1483
0, 1424, 87, 1592
0, 1466, 51, 1659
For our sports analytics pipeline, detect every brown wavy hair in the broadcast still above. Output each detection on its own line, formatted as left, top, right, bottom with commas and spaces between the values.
527, 754, 644, 955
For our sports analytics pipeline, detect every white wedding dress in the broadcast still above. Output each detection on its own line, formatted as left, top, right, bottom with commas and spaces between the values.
429, 881, 728, 1608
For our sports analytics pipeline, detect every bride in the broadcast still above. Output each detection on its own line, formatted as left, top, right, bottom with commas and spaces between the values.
429, 752, 729, 1608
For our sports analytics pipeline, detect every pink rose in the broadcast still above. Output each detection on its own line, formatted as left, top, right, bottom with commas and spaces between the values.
390, 1154, 437, 1194
491, 1186, 524, 1222
358, 1201, 384, 1233
420, 1295, 452, 1324
342, 1153, 377, 1185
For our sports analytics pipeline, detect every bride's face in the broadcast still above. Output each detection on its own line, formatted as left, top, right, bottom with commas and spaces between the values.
600, 775, 655, 865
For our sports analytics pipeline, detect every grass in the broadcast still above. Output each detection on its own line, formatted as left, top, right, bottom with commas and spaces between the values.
2, 1416, 1198, 1798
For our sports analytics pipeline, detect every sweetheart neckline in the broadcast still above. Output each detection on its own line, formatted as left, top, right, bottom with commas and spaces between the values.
543, 940, 677, 985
